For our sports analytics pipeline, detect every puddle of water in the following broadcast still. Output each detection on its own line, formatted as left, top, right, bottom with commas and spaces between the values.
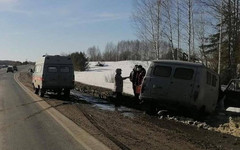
94, 103, 116, 112
71, 90, 139, 118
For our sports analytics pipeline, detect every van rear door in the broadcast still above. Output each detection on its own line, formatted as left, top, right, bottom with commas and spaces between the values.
149, 65, 172, 100
168, 67, 196, 103
45, 66, 58, 87
58, 65, 74, 87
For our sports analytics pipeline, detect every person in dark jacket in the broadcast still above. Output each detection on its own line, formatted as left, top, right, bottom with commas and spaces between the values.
130, 65, 138, 97
135, 65, 146, 99
114, 68, 129, 106
136, 65, 146, 86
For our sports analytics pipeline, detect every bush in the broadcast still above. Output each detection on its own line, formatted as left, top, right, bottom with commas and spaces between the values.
105, 72, 115, 83
70, 52, 89, 71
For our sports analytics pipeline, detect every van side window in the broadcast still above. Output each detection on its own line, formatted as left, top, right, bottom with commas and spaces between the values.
60, 66, 70, 73
212, 75, 217, 87
227, 80, 240, 92
153, 66, 172, 77
174, 68, 194, 80
207, 72, 212, 85
48, 66, 57, 73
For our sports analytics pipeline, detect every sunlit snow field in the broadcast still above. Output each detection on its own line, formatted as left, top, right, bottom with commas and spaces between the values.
75, 61, 151, 95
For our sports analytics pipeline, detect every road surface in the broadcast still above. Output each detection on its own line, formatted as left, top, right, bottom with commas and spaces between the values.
0, 66, 93, 150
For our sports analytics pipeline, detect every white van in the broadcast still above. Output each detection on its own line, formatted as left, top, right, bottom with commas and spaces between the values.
140, 60, 219, 113
32, 55, 74, 97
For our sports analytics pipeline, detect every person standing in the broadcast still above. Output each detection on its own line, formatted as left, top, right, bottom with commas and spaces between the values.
130, 65, 138, 97
135, 65, 146, 99
114, 68, 129, 106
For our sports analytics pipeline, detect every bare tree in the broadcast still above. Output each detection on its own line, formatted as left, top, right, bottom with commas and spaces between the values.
177, 0, 181, 60
188, 0, 193, 61
195, 7, 208, 65
162, 0, 176, 60
132, 0, 163, 59
87, 46, 101, 61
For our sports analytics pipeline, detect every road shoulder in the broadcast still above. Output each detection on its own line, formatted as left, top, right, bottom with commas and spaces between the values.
14, 72, 111, 150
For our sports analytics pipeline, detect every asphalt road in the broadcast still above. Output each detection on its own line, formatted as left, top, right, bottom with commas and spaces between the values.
0, 66, 86, 150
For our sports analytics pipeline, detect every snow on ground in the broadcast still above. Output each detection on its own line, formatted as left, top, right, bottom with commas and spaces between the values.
227, 107, 240, 113
75, 61, 151, 95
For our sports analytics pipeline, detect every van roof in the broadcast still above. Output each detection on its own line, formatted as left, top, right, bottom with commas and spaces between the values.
36, 55, 72, 65
152, 60, 204, 67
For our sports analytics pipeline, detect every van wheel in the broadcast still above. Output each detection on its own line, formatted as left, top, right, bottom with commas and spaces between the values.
57, 90, 62, 97
64, 89, 70, 98
39, 89, 45, 97
34, 87, 39, 94
144, 101, 158, 115
198, 106, 206, 118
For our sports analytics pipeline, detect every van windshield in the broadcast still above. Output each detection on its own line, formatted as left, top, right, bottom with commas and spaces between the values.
174, 68, 194, 80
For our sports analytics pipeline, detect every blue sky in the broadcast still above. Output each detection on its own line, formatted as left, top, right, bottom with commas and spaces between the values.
0, 0, 136, 61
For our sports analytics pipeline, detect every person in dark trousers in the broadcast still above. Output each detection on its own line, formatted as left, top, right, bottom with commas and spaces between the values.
130, 65, 138, 97
135, 65, 146, 99
114, 68, 129, 106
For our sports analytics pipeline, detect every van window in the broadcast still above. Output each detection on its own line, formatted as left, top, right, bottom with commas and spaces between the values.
227, 80, 240, 92
212, 75, 217, 87
174, 68, 194, 80
153, 66, 172, 77
60, 66, 70, 73
207, 72, 212, 85
48, 66, 57, 73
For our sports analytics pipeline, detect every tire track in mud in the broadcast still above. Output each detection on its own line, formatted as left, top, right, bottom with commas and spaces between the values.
75, 104, 131, 150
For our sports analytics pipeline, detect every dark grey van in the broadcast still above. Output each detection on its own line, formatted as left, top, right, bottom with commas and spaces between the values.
140, 60, 219, 113
32, 55, 74, 97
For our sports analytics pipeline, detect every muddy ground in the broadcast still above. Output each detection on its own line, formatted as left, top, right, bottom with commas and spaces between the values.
19, 72, 240, 150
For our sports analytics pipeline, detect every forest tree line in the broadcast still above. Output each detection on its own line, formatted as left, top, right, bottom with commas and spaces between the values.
86, 40, 188, 62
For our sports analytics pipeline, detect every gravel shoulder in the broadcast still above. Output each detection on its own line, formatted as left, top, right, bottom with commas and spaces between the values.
19, 72, 240, 150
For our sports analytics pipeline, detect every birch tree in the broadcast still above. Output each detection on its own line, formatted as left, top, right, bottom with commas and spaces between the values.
132, 0, 163, 59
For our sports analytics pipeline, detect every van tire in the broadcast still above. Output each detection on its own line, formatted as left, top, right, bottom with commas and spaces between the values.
143, 101, 158, 115
64, 89, 70, 98
57, 90, 62, 97
34, 87, 39, 94
39, 89, 45, 97
198, 106, 206, 118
